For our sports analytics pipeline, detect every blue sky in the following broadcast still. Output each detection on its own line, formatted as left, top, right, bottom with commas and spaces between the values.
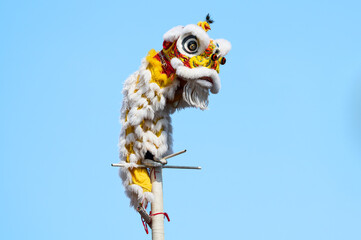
1, 0, 361, 239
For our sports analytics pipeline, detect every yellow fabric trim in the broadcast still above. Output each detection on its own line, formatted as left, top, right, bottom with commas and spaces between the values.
156, 127, 163, 137
141, 94, 151, 105
140, 120, 145, 130
125, 142, 152, 192
189, 55, 220, 73
129, 167, 152, 192
125, 126, 134, 136
154, 117, 163, 125
125, 142, 135, 155
125, 110, 129, 122
134, 75, 140, 93
146, 49, 173, 88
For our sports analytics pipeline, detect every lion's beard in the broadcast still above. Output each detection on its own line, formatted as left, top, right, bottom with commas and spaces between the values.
182, 81, 210, 110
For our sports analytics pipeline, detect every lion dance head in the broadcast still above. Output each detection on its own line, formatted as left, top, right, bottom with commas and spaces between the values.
119, 15, 231, 208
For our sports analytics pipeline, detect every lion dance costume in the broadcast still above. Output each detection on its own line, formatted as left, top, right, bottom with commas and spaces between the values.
119, 15, 231, 208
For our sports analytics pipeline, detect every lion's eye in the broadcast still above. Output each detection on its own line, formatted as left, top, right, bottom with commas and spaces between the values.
182, 35, 199, 54
189, 43, 197, 51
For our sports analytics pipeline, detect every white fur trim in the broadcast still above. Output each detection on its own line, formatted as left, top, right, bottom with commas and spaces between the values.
163, 25, 184, 42
170, 58, 184, 69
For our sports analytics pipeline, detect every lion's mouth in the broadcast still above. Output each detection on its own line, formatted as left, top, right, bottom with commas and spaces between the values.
199, 76, 213, 84
177, 76, 214, 85
176, 75, 214, 91
172, 58, 221, 94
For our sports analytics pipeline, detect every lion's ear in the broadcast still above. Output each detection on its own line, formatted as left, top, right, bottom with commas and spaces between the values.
163, 25, 184, 42
214, 39, 231, 57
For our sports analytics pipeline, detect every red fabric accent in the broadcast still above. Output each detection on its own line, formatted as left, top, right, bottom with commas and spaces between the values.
141, 217, 149, 234
150, 211, 170, 222
154, 52, 176, 78
141, 210, 170, 234
172, 42, 191, 68
182, 59, 191, 68
163, 41, 172, 50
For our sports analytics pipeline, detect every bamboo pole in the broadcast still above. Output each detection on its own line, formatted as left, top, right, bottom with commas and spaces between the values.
151, 167, 164, 240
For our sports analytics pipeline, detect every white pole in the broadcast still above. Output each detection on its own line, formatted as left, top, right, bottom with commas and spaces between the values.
151, 167, 164, 240
111, 149, 199, 240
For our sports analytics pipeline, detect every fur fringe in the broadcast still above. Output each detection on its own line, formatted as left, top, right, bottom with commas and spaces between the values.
119, 53, 178, 208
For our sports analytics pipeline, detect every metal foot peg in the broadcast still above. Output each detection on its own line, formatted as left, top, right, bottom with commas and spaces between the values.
137, 206, 152, 226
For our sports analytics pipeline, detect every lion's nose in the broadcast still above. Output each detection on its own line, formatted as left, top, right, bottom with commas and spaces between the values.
211, 53, 219, 61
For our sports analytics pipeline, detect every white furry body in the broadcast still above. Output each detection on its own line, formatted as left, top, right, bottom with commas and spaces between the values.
119, 57, 179, 207
118, 56, 215, 207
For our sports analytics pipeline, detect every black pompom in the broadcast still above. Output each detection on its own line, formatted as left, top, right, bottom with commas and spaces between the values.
206, 14, 214, 24
211, 54, 218, 61
220, 57, 226, 65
